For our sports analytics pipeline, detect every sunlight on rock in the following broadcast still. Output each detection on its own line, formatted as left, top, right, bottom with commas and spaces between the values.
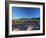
13, 28, 20, 32
27, 26, 32, 31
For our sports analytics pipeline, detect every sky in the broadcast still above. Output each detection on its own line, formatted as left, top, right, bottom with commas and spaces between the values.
12, 7, 40, 19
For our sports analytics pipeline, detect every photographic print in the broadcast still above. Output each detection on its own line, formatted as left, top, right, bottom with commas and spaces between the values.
12, 7, 40, 31
5, 1, 45, 37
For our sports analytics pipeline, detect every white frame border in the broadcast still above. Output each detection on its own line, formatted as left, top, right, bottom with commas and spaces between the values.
9, 3, 43, 35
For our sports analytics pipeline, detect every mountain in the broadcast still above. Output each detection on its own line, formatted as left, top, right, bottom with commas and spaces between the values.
17, 17, 40, 20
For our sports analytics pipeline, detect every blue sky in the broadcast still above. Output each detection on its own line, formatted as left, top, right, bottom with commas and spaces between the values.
12, 7, 40, 19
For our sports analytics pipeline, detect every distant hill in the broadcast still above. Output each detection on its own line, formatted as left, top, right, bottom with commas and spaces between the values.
18, 17, 40, 20
12, 17, 40, 23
